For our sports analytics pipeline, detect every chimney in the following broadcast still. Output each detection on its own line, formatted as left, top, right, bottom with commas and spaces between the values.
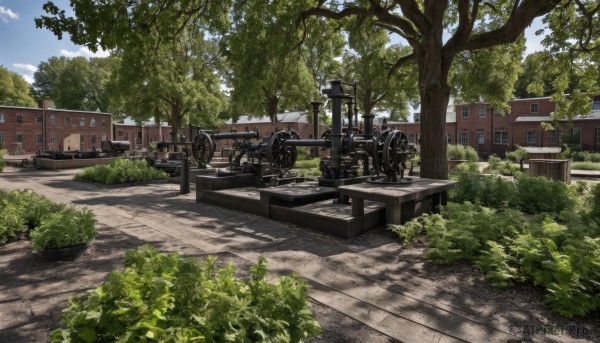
38, 99, 49, 109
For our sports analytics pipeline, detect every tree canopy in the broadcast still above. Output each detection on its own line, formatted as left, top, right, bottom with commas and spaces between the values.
0, 66, 36, 107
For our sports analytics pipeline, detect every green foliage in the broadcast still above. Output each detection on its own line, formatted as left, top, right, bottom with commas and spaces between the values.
566, 151, 600, 163
453, 161, 480, 173
50, 245, 321, 342
484, 155, 521, 176
571, 161, 600, 171
30, 205, 96, 251
0, 65, 36, 107
451, 173, 574, 215
390, 202, 600, 317
590, 183, 600, 220
505, 146, 529, 163
0, 148, 5, 172
0, 202, 26, 246
388, 219, 423, 244
75, 159, 167, 185
447, 144, 478, 162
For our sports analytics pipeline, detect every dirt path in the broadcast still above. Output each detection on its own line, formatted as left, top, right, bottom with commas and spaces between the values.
1, 167, 598, 342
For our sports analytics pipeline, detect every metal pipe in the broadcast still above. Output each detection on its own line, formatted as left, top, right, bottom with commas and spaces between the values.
210, 130, 259, 140
281, 139, 328, 147
323, 80, 347, 171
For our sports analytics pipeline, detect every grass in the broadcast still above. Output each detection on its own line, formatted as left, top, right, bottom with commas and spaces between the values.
571, 161, 600, 171
293, 158, 321, 177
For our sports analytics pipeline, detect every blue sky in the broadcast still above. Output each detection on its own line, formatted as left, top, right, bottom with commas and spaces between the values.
0, 1, 547, 86
0, 0, 109, 84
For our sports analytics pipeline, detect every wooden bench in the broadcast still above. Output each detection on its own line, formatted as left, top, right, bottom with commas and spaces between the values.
338, 178, 456, 224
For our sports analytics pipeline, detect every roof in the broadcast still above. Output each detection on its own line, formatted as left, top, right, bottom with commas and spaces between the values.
0, 104, 111, 116
521, 147, 561, 154
514, 111, 600, 122
228, 111, 309, 124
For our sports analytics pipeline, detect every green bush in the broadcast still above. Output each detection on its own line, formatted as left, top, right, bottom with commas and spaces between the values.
448, 144, 479, 162
75, 158, 167, 184
515, 175, 574, 215
505, 146, 529, 163
0, 148, 6, 172
30, 205, 96, 251
571, 161, 600, 171
390, 202, 600, 316
453, 161, 480, 173
50, 245, 321, 342
0, 202, 26, 245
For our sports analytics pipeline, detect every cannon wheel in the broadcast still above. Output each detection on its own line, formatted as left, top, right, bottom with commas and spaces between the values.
382, 130, 409, 176
373, 129, 391, 175
192, 132, 215, 166
267, 130, 300, 170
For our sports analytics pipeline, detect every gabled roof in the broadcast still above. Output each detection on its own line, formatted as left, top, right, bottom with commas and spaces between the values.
228, 111, 309, 124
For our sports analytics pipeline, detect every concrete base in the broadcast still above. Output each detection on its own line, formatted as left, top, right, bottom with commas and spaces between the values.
271, 199, 385, 238
196, 173, 255, 202
170, 167, 216, 184
35, 157, 116, 169
201, 187, 265, 216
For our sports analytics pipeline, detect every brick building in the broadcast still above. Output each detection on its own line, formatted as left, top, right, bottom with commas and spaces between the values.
385, 95, 600, 157
0, 100, 112, 155
112, 121, 173, 151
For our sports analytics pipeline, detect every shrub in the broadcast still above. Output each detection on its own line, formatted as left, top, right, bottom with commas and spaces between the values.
454, 161, 480, 173
30, 205, 96, 251
0, 202, 26, 245
515, 175, 574, 215
50, 246, 322, 342
505, 146, 529, 163
390, 203, 600, 316
448, 144, 479, 162
464, 145, 478, 162
571, 161, 600, 171
75, 158, 167, 184
0, 148, 5, 172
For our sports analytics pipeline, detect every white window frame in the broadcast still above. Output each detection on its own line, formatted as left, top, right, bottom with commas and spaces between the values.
0, 132, 5, 146
477, 132, 485, 144
50, 134, 56, 144
548, 130, 558, 146
593, 96, 600, 110
36, 133, 43, 145
408, 133, 415, 143
16, 132, 24, 143
80, 118, 85, 127
530, 103, 539, 114
65, 116, 71, 126
447, 133, 452, 144
36, 115, 43, 125
527, 130, 537, 146
478, 108, 486, 118
570, 127, 582, 144
0, 113, 5, 123
459, 131, 469, 145
461, 108, 469, 118
16, 114, 23, 124
90, 118, 96, 127
494, 130, 508, 145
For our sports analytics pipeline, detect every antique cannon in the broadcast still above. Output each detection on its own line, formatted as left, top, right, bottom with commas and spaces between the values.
100, 139, 130, 157
192, 128, 300, 177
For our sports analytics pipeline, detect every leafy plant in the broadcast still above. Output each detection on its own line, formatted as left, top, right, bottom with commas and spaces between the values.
0, 202, 26, 245
50, 245, 321, 342
506, 146, 529, 163
30, 205, 96, 251
0, 148, 6, 172
447, 144, 478, 161
75, 158, 167, 184
453, 161, 480, 173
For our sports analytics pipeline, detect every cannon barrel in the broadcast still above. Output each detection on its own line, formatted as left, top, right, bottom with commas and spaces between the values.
210, 131, 259, 140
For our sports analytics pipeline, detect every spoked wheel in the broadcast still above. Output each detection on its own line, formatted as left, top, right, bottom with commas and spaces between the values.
192, 132, 215, 167
373, 129, 392, 175
267, 130, 300, 170
382, 130, 407, 176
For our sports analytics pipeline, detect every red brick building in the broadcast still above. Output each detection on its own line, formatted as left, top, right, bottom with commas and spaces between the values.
386, 95, 600, 157
112, 121, 173, 151
0, 101, 112, 155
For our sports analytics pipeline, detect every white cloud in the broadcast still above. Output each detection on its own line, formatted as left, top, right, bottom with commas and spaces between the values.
60, 46, 111, 58
13, 63, 38, 74
12, 63, 37, 84
0, 6, 18, 23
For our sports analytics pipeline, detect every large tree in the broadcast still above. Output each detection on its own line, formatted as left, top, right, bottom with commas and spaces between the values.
32, 56, 115, 111
300, 0, 593, 179
0, 66, 36, 107
341, 20, 418, 120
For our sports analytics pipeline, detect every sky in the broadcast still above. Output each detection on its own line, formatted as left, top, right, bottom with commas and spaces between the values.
0, 0, 109, 84
0, 1, 547, 86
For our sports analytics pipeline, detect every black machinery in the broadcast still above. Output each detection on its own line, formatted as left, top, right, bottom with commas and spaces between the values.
101, 139, 131, 157
191, 80, 415, 186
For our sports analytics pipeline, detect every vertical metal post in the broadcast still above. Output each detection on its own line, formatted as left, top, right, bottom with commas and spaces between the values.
310, 101, 322, 158
326, 81, 344, 174
180, 156, 190, 194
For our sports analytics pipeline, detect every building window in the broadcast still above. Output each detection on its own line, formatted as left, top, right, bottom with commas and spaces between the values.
0, 113, 4, 123
459, 131, 469, 145
596, 129, 600, 151
461, 108, 469, 118
16, 133, 24, 143
569, 128, 582, 144
0, 132, 5, 147
447, 133, 452, 144
50, 134, 56, 144
494, 130, 508, 145
548, 131, 558, 146
90, 118, 96, 127
16, 114, 23, 124
101, 120, 106, 127
36, 115, 43, 125
527, 130, 537, 146
477, 132, 485, 144
91, 135, 97, 145
65, 117, 71, 126
50, 115, 56, 126
408, 133, 415, 143
593, 96, 600, 110
80, 118, 85, 127
36, 133, 43, 145
478, 108, 486, 118
530, 103, 539, 114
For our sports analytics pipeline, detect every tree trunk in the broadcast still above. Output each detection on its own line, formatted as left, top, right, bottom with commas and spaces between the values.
170, 102, 182, 141
267, 96, 279, 123
417, 44, 451, 180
